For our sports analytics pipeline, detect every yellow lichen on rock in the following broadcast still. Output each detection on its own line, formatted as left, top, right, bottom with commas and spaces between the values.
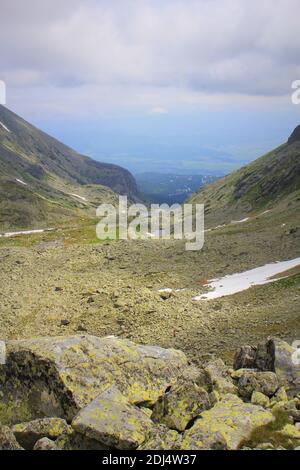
181, 394, 274, 450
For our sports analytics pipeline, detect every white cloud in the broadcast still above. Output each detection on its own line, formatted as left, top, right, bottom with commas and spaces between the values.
149, 107, 168, 115
0, 0, 299, 114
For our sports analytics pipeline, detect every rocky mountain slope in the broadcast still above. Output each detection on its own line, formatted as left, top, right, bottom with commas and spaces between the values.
1, 334, 300, 450
189, 125, 300, 225
0, 105, 139, 230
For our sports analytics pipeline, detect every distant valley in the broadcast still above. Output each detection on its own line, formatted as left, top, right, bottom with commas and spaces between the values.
136, 172, 218, 204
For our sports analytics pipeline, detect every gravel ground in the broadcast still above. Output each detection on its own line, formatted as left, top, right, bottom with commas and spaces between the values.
0, 204, 299, 364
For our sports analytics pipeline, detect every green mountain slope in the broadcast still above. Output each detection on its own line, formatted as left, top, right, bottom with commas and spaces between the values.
189, 125, 300, 225
0, 105, 139, 230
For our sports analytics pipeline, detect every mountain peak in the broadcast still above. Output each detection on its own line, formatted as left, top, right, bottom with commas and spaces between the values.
288, 124, 300, 144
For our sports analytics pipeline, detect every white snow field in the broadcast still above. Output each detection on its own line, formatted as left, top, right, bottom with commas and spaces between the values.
193, 257, 300, 300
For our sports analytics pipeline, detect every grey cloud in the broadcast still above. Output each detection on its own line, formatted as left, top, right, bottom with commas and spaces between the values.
0, 0, 299, 109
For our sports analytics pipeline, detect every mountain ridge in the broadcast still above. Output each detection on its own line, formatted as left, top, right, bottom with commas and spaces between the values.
189, 125, 300, 225
0, 105, 140, 230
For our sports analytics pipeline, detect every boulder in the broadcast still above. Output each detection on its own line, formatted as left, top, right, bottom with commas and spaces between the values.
33, 437, 59, 450
205, 359, 237, 395
233, 340, 274, 371
251, 391, 270, 408
255, 339, 275, 371
237, 370, 279, 399
181, 394, 274, 450
271, 399, 300, 422
138, 425, 182, 450
249, 417, 300, 450
72, 386, 154, 450
152, 380, 210, 431
0, 335, 187, 424
182, 428, 227, 450
234, 345, 257, 370
234, 339, 300, 397
271, 339, 300, 396
159, 291, 173, 300
180, 365, 213, 391
0, 426, 23, 450
55, 430, 108, 450
273, 424, 300, 449
274, 387, 289, 402
13, 417, 70, 449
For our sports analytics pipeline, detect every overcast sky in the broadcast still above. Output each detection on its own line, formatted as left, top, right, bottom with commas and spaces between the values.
1, 0, 300, 173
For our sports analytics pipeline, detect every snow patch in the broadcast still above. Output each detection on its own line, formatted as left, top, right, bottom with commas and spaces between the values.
193, 257, 300, 300
260, 210, 271, 216
158, 288, 186, 293
231, 217, 250, 224
69, 193, 87, 201
15, 178, 27, 186
0, 121, 10, 132
0, 228, 55, 238
206, 209, 272, 232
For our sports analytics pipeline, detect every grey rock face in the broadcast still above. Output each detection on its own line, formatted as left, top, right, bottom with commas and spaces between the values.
233, 338, 300, 397
152, 380, 210, 431
234, 345, 257, 370
2, 334, 300, 451
72, 386, 154, 449
0, 335, 187, 424
181, 394, 274, 450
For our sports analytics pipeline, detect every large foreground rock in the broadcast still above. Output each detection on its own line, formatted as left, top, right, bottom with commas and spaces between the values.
72, 386, 154, 449
2, 334, 300, 451
0, 335, 187, 424
234, 338, 300, 396
181, 394, 274, 450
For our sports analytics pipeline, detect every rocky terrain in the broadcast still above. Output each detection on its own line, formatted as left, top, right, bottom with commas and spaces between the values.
0, 123, 299, 451
1, 335, 300, 450
0, 197, 298, 365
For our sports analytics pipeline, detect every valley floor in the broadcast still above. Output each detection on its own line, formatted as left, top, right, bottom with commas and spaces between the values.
0, 202, 299, 365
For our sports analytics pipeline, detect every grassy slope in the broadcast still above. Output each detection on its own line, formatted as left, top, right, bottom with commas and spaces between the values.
0, 105, 138, 230
189, 138, 300, 226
